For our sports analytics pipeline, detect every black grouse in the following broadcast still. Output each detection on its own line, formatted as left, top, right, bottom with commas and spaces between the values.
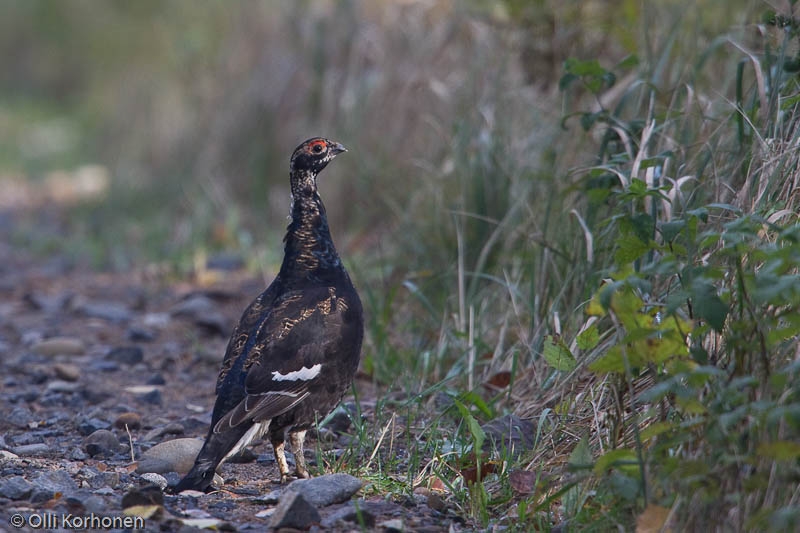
174, 137, 364, 493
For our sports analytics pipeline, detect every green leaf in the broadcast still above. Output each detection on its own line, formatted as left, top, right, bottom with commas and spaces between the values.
615, 233, 650, 264
659, 220, 686, 243
691, 281, 728, 332
640, 421, 674, 441
542, 335, 577, 372
594, 448, 638, 476
757, 441, 800, 460
568, 436, 592, 469
454, 399, 485, 454
576, 323, 600, 350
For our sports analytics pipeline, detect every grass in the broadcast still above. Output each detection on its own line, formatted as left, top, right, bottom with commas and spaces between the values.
4, 0, 800, 530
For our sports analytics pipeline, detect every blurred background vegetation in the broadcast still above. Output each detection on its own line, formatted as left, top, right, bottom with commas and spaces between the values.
4, 0, 800, 530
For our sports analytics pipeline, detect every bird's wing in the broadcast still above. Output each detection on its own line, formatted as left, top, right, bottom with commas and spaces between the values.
212, 286, 343, 434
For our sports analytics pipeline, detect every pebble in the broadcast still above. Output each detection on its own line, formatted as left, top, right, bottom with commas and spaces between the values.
139, 389, 162, 406
121, 484, 164, 509
53, 362, 81, 381
140, 473, 169, 490
106, 346, 144, 365
170, 295, 228, 336
481, 415, 536, 460
144, 422, 184, 441
268, 491, 321, 530
31, 470, 78, 501
83, 429, 125, 457
46, 379, 82, 393
77, 301, 132, 323
87, 471, 120, 489
320, 501, 377, 528
4, 405, 36, 428
31, 336, 85, 356
0, 450, 20, 460
0, 475, 33, 500
146, 373, 166, 385
114, 412, 143, 430
127, 326, 156, 342
285, 473, 363, 507
380, 518, 406, 532
12, 443, 51, 457
75, 415, 110, 436
136, 438, 203, 475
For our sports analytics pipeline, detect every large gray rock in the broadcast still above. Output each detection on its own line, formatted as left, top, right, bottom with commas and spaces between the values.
268, 491, 320, 529
286, 473, 362, 507
136, 438, 203, 474
0, 476, 33, 500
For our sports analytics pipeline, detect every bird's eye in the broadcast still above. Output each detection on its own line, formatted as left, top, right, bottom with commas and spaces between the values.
312, 143, 324, 153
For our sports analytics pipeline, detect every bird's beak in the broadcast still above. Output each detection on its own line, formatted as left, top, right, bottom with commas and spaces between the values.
330, 142, 347, 155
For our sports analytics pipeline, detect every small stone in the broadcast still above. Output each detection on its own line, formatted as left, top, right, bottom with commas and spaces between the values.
89, 360, 120, 372
481, 415, 536, 460
140, 473, 168, 490
268, 491, 321, 529
170, 295, 228, 336
136, 438, 203, 475
380, 518, 406, 532
146, 373, 166, 385
206, 252, 245, 271
320, 501, 377, 528
4, 405, 36, 428
139, 389, 162, 406
46, 379, 82, 393
143, 422, 184, 441
12, 443, 51, 456
75, 415, 110, 436
31, 336, 85, 356
53, 363, 81, 381
31, 470, 77, 501
127, 327, 156, 342
286, 473, 363, 507
69, 447, 88, 461
0, 475, 33, 500
121, 484, 164, 509
114, 412, 143, 430
0, 450, 20, 460
87, 471, 120, 489
106, 346, 144, 365
427, 492, 446, 512
77, 301, 132, 323
83, 429, 125, 458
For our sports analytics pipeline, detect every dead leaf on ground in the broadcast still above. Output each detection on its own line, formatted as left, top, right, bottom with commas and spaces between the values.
508, 470, 537, 494
636, 504, 672, 533
486, 371, 512, 388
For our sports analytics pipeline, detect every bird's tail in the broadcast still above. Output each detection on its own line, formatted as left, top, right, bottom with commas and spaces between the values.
172, 423, 253, 493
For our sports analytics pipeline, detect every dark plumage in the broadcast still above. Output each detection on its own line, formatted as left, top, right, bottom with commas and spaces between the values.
174, 137, 363, 493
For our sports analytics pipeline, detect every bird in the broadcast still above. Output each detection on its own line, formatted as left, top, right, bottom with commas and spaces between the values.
173, 137, 364, 493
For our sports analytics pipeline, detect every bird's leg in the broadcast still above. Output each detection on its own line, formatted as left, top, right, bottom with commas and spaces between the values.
289, 430, 310, 479
271, 436, 290, 483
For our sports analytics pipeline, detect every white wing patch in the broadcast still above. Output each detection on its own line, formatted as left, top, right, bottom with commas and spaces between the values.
272, 364, 322, 382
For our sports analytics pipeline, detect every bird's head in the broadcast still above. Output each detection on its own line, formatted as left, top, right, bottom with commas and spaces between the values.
290, 137, 347, 175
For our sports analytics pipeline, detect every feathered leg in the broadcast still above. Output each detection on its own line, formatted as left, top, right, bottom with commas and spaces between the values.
289, 430, 310, 479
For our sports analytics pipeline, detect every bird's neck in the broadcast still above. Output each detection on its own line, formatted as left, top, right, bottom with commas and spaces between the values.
280, 171, 342, 280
